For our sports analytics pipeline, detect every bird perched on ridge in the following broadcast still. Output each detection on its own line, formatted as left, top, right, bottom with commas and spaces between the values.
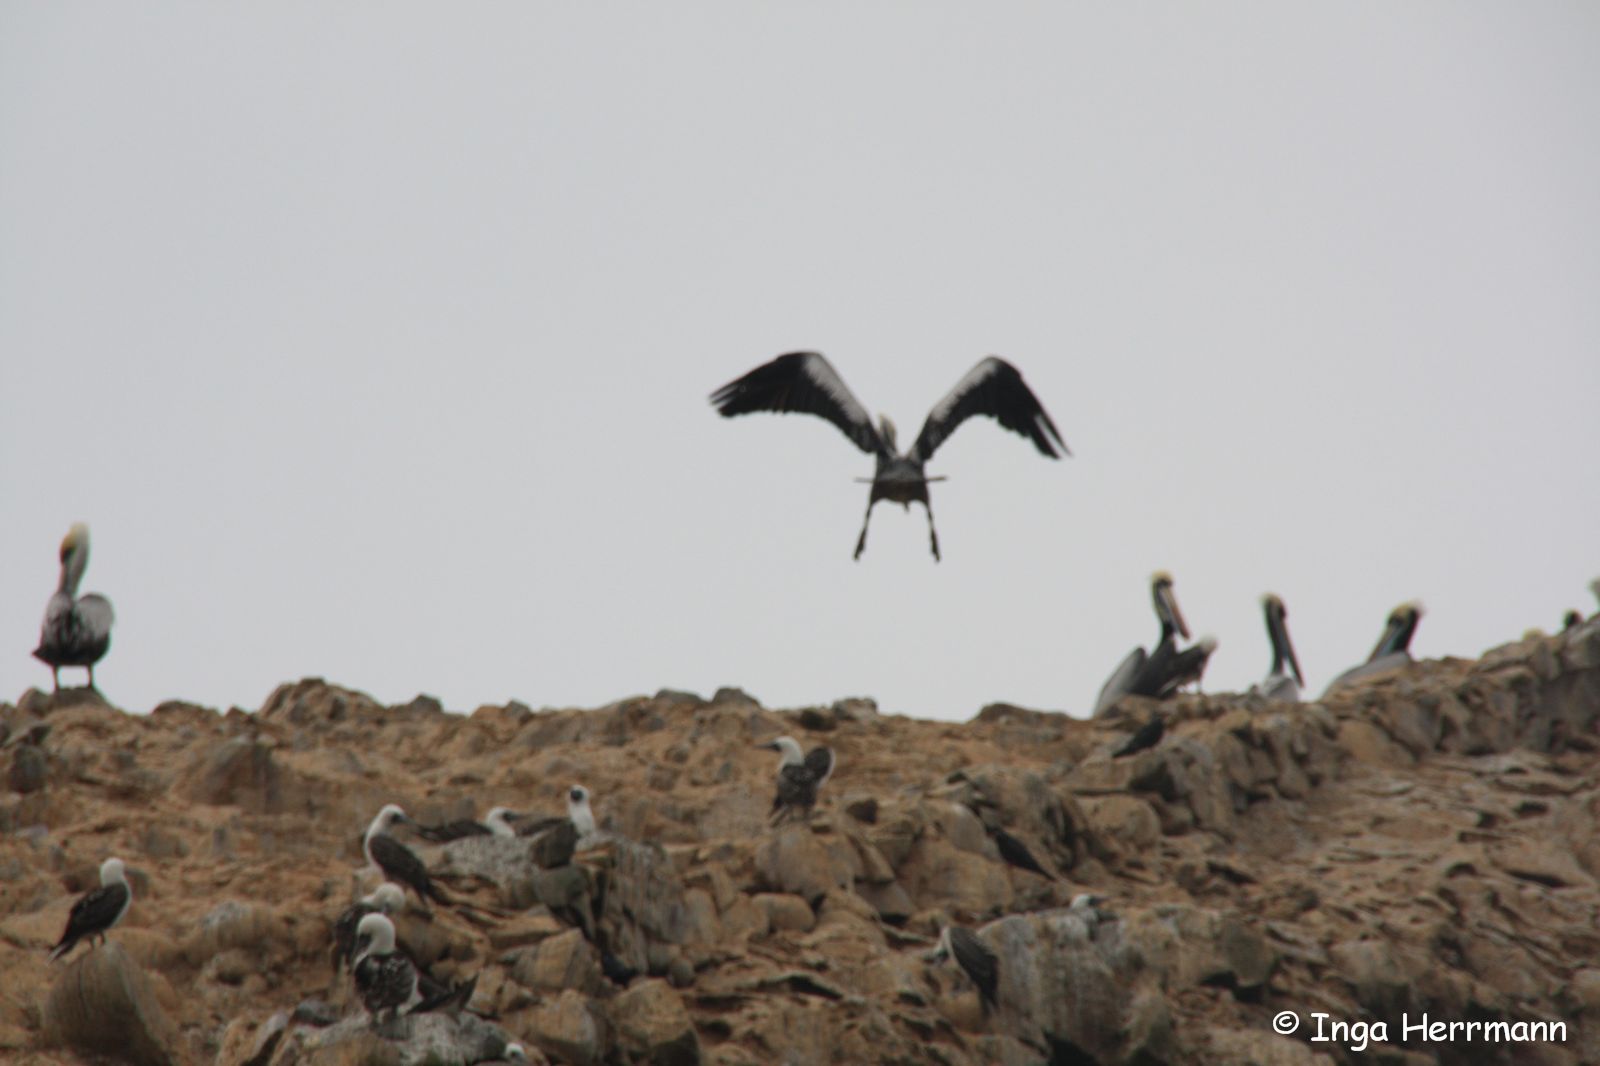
516, 785, 600, 869
988, 825, 1054, 879
331, 882, 407, 973
48, 857, 132, 961
414, 806, 520, 843
710, 352, 1068, 560
1096, 571, 1189, 715
925, 924, 1000, 1011
759, 735, 835, 824
363, 804, 453, 909
1249, 594, 1304, 702
1112, 714, 1165, 759
351, 912, 418, 1025
34, 523, 115, 691
1323, 601, 1424, 695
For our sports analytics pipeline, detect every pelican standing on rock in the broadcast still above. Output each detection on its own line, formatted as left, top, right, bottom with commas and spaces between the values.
1096, 571, 1189, 715
48, 857, 132, 961
760, 735, 836, 824
1250, 594, 1304, 702
711, 352, 1069, 560
34, 523, 115, 691
1324, 601, 1424, 694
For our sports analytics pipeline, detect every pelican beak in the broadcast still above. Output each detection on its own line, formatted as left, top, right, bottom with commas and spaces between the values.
1268, 599, 1304, 686
1157, 582, 1190, 641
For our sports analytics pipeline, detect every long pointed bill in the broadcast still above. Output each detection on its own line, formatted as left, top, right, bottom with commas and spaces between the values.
1157, 583, 1191, 642
1271, 606, 1304, 686
1368, 615, 1406, 662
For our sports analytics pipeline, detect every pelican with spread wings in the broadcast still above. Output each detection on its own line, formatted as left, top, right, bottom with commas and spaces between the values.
711, 352, 1069, 560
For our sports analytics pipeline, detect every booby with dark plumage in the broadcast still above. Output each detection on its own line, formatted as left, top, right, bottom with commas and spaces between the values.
48, 857, 132, 961
760, 735, 835, 824
925, 924, 999, 1010
33, 524, 115, 691
990, 827, 1053, 879
414, 806, 520, 844
1323, 601, 1424, 694
351, 913, 418, 1024
1249, 594, 1304, 702
517, 785, 599, 868
364, 804, 451, 908
331, 882, 406, 973
711, 352, 1068, 560
1096, 571, 1189, 715
1111, 714, 1165, 759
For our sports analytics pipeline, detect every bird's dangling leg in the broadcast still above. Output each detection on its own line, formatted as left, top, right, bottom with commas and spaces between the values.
51, 667, 61, 693
923, 501, 941, 562
87, 664, 97, 691
854, 498, 878, 560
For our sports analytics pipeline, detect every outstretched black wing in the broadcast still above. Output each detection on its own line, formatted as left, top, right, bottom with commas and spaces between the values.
771, 763, 819, 818
1112, 715, 1165, 758
414, 819, 492, 844
711, 352, 888, 458
948, 926, 1000, 1008
910, 357, 1068, 463
803, 746, 835, 790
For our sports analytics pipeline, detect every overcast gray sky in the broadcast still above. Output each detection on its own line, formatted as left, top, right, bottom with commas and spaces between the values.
3, 4, 1597, 721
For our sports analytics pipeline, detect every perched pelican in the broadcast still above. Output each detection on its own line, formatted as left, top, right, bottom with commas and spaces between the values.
925, 924, 999, 1011
34, 524, 115, 691
414, 806, 520, 843
711, 352, 1068, 560
48, 857, 132, 961
331, 882, 407, 973
1131, 635, 1218, 699
1323, 601, 1424, 694
1095, 571, 1189, 715
759, 735, 836, 824
516, 785, 599, 868
1249, 594, 1304, 702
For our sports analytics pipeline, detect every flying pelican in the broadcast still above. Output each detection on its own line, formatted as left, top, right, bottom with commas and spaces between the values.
924, 924, 999, 1011
1323, 601, 1424, 694
759, 735, 836, 824
48, 857, 132, 961
710, 352, 1068, 560
1249, 594, 1304, 702
1095, 571, 1189, 715
34, 524, 115, 691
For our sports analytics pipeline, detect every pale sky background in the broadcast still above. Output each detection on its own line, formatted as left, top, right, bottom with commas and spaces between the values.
3, 4, 1597, 721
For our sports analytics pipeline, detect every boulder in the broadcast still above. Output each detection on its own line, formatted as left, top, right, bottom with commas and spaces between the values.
609, 979, 699, 1065
42, 943, 179, 1066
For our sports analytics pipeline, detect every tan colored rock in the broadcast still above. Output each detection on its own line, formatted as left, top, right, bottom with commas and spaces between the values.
753, 825, 854, 903
753, 892, 815, 933
511, 927, 603, 996
609, 978, 699, 1064
42, 943, 178, 1066
527, 990, 604, 1066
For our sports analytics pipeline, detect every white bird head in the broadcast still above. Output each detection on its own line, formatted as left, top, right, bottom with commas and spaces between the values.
504, 1043, 529, 1064
758, 735, 804, 767
364, 882, 406, 913
484, 806, 519, 838
353, 912, 396, 961
367, 804, 410, 841
100, 857, 127, 887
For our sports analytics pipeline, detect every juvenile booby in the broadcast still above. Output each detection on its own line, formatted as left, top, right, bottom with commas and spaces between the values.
1095, 571, 1189, 715
925, 924, 999, 1010
364, 805, 451, 908
33, 524, 115, 691
1249, 595, 1304, 702
517, 785, 598, 868
48, 857, 132, 961
760, 735, 835, 824
711, 352, 1068, 560
352, 913, 418, 1024
415, 806, 520, 843
1112, 714, 1165, 758
1323, 601, 1424, 694
331, 882, 406, 972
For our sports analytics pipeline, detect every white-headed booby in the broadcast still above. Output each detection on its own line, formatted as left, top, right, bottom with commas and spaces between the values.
352, 913, 418, 1023
49, 857, 132, 961
364, 804, 451, 907
331, 882, 406, 973
759, 735, 835, 824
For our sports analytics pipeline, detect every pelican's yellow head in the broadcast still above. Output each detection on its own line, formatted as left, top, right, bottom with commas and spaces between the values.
60, 523, 90, 563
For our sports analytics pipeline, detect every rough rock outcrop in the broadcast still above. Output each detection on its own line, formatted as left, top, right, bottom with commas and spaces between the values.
0, 623, 1597, 1064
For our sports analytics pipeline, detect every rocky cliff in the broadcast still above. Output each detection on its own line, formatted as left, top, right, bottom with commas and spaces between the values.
2, 622, 1599, 1066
